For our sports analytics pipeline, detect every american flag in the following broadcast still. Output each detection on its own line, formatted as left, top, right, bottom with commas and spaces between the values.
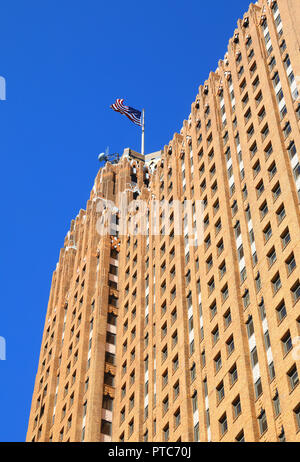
110, 99, 142, 126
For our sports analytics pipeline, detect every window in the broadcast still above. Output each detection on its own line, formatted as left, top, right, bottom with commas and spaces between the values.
280, 39, 286, 54
120, 407, 125, 424
188, 316, 193, 333
265, 142, 273, 159
172, 330, 178, 348
201, 350, 206, 368
288, 141, 297, 160
206, 255, 213, 272
161, 322, 167, 338
250, 61, 257, 78
219, 261, 226, 279
288, 365, 299, 391
101, 420, 112, 436
272, 182, 281, 201
280, 104, 287, 120
172, 354, 179, 372
281, 228, 291, 249
231, 200, 238, 217
276, 204, 286, 224
130, 348, 136, 363
282, 331, 293, 355
217, 239, 224, 255
213, 199, 220, 215
173, 380, 180, 400
200, 179, 206, 194
194, 422, 199, 442
240, 267, 247, 283
269, 361, 276, 381
273, 71, 280, 88
276, 300, 287, 323
233, 396, 242, 419
242, 185, 248, 200
226, 336, 235, 356
256, 180, 264, 198
210, 300, 217, 319
106, 331, 116, 345
174, 408, 181, 428
246, 316, 254, 338
212, 325, 219, 345
259, 299, 266, 320
229, 364, 238, 386
261, 123, 269, 141
268, 161, 277, 180
242, 289, 250, 308
130, 369, 135, 385
208, 277, 215, 294
250, 346, 258, 368
235, 430, 245, 442
294, 404, 300, 431
163, 424, 169, 441
264, 330, 271, 350
291, 281, 300, 304
294, 163, 300, 182
190, 363, 196, 382
273, 393, 281, 417
244, 108, 251, 123
163, 395, 169, 414
103, 394, 113, 411
255, 378, 263, 398
224, 309, 232, 329
250, 141, 258, 158
219, 414, 228, 436
276, 88, 283, 104
255, 90, 263, 106
171, 308, 177, 324
253, 161, 261, 178
260, 201, 268, 219
215, 218, 222, 235
269, 56, 276, 71
242, 92, 248, 110
258, 410, 268, 435
247, 123, 254, 140
190, 339, 195, 355
128, 419, 134, 436
217, 381, 225, 402
263, 223, 272, 242
286, 253, 296, 275
250, 229, 255, 246
272, 272, 282, 294
214, 353, 222, 372
162, 369, 168, 388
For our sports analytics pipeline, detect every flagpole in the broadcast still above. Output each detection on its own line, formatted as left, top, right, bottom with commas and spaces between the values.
141, 108, 145, 156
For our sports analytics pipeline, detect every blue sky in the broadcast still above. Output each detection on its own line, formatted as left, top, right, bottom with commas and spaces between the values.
0, 0, 251, 441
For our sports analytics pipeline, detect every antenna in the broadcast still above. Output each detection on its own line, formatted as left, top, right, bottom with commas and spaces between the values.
98, 146, 120, 164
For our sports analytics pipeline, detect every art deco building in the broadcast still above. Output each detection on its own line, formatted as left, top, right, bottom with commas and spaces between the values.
27, 0, 300, 443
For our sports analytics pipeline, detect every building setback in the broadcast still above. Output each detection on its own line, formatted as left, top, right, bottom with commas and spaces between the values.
26, 0, 300, 443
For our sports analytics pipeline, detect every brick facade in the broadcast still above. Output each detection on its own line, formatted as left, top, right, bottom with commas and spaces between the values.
27, 0, 300, 442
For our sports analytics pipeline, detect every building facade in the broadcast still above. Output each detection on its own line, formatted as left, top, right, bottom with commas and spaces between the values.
27, 0, 300, 443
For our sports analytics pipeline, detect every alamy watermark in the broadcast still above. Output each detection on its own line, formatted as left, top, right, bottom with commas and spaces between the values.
95, 194, 205, 248
0, 76, 6, 100
0, 336, 6, 360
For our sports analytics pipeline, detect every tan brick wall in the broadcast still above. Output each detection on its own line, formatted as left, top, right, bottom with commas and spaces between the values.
27, 0, 300, 443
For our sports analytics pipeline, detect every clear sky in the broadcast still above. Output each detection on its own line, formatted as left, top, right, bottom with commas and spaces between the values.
0, 0, 251, 441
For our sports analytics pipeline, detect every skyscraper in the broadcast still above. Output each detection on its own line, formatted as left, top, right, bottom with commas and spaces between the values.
27, 0, 300, 442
